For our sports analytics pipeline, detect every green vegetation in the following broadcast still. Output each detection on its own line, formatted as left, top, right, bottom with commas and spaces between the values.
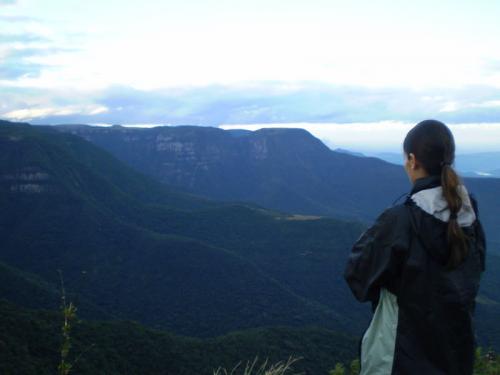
0, 300, 357, 375
474, 348, 500, 375
327, 359, 360, 375
328, 350, 500, 375
58, 270, 93, 375
213, 357, 300, 375
0, 123, 368, 338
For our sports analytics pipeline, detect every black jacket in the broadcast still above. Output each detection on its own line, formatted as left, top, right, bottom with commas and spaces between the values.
344, 176, 486, 375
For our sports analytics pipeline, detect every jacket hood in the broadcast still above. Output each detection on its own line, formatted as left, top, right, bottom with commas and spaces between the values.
410, 178, 476, 227
406, 175, 477, 264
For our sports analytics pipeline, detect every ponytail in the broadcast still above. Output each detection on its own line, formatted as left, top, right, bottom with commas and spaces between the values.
441, 164, 468, 269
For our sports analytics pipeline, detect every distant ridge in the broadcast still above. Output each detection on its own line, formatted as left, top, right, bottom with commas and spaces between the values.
56, 123, 408, 222
333, 148, 365, 158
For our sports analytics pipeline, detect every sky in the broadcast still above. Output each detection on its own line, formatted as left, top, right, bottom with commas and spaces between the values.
1, 0, 500, 151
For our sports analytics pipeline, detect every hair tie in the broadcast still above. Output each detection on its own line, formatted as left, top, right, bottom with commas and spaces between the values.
440, 161, 451, 167
449, 212, 457, 220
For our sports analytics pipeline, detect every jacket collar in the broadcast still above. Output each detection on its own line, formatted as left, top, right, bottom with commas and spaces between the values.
409, 175, 441, 195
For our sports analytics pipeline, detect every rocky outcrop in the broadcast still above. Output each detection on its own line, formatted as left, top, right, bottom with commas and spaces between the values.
2, 167, 50, 194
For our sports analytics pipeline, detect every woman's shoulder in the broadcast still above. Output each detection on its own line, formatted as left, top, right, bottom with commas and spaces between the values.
468, 193, 480, 216
375, 203, 412, 226
367, 204, 413, 243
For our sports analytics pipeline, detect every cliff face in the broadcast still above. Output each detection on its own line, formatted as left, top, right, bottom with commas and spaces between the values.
57, 124, 406, 221
3, 168, 50, 193
0, 130, 54, 194
62, 126, 315, 175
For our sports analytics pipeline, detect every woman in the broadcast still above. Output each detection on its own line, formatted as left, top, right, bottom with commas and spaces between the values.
344, 119, 486, 375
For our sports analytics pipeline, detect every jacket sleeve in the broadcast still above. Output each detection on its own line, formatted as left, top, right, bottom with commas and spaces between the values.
344, 207, 408, 303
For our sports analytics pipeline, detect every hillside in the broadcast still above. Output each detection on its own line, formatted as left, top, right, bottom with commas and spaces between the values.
0, 123, 367, 337
0, 299, 358, 375
0, 261, 109, 320
55, 124, 500, 247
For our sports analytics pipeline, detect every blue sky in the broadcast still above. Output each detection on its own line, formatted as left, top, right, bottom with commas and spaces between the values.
1, 0, 500, 151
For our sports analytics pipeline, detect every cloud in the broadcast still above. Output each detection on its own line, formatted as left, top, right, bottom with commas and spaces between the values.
0, 63, 45, 80
0, 45, 77, 80
0, 0, 16, 4
0, 10, 81, 84
482, 58, 500, 74
0, 15, 38, 22
0, 15, 41, 24
0, 33, 49, 44
473, 100, 500, 108
0, 48, 49, 79
2, 82, 500, 137
89, 83, 500, 126
3, 105, 109, 121
88, 84, 420, 125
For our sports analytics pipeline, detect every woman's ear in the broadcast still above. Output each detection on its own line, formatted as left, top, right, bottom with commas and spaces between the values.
407, 153, 417, 170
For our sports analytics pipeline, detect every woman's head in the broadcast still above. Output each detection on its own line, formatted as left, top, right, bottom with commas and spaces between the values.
403, 119, 455, 181
403, 119, 468, 269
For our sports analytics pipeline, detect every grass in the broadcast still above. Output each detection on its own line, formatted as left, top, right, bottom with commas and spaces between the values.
213, 356, 302, 375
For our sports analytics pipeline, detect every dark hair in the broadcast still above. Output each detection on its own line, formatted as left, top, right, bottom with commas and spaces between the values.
403, 119, 468, 269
